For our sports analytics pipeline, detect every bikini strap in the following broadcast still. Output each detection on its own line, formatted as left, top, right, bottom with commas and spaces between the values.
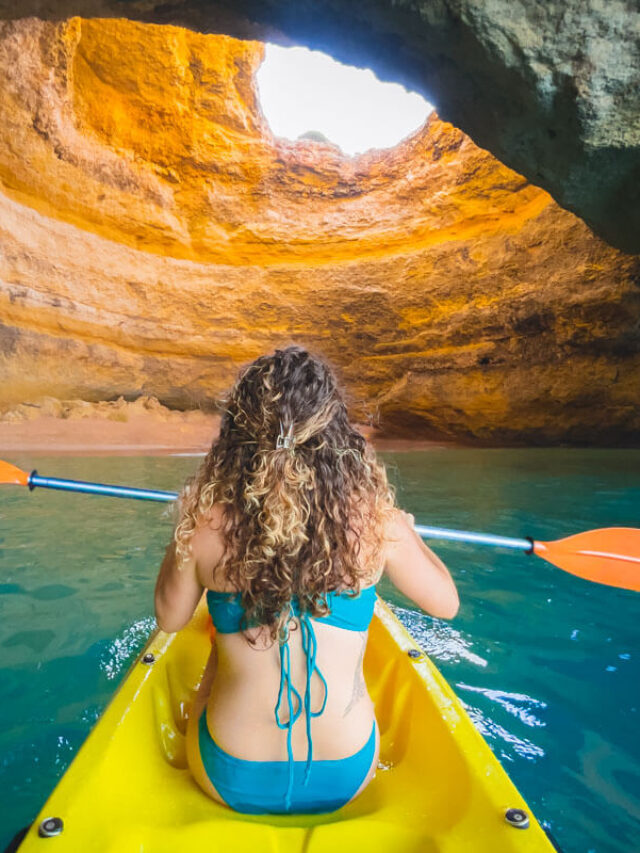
274, 609, 302, 812
273, 606, 329, 811
300, 613, 328, 785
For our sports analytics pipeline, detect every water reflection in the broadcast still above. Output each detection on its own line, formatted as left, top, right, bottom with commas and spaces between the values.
455, 683, 547, 728
459, 700, 545, 762
389, 603, 488, 668
99, 617, 156, 680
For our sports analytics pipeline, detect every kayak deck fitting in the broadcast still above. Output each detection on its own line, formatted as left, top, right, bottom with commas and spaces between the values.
18, 600, 555, 852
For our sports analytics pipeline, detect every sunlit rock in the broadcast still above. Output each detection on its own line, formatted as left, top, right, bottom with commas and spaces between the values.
0, 0, 637, 251
0, 18, 638, 444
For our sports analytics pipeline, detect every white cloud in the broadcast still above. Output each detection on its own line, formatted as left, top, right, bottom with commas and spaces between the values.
256, 44, 433, 157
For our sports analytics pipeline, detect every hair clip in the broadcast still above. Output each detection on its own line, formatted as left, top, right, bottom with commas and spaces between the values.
276, 421, 295, 450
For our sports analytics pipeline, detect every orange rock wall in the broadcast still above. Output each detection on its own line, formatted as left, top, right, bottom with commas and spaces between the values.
0, 17, 638, 444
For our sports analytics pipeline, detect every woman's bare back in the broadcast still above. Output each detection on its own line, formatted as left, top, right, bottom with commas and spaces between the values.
193, 503, 382, 763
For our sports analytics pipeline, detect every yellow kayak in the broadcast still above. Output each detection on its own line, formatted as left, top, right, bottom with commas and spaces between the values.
17, 601, 555, 852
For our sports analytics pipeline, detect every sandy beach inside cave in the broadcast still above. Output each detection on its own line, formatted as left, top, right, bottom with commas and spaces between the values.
0, 412, 220, 456
0, 398, 454, 456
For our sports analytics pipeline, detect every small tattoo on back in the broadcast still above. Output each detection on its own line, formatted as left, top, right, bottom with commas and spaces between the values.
343, 631, 367, 717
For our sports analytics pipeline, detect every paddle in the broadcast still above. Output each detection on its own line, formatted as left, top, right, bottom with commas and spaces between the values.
1, 459, 639, 592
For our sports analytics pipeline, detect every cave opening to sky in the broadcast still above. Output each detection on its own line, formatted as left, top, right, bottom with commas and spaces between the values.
256, 44, 433, 157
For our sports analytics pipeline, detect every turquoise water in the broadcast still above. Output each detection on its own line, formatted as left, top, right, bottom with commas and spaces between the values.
0, 450, 638, 852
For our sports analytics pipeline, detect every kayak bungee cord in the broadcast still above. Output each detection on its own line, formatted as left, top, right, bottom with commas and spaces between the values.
1, 458, 639, 592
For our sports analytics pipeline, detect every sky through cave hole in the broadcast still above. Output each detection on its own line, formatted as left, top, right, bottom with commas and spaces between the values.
257, 44, 433, 157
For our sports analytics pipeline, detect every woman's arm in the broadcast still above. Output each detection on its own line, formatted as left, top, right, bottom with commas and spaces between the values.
154, 506, 227, 633
383, 509, 459, 619
154, 540, 204, 633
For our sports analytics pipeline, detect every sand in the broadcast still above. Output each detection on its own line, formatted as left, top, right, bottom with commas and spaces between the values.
0, 397, 454, 456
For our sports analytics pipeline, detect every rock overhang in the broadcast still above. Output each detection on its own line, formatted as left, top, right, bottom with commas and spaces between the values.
0, 0, 638, 253
0, 15, 639, 445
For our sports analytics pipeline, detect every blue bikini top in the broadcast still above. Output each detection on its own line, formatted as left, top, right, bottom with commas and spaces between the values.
206, 586, 376, 635
206, 586, 377, 810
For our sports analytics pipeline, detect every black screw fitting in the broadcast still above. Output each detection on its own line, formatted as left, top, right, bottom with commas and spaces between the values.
505, 808, 530, 829
38, 817, 63, 838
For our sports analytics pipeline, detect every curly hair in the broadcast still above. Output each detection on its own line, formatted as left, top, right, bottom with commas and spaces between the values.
174, 346, 396, 642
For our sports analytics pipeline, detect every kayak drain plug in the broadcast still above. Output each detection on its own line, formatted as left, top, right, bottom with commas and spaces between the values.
505, 808, 529, 829
407, 649, 425, 661
142, 653, 156, 665
38, 817, 63, 838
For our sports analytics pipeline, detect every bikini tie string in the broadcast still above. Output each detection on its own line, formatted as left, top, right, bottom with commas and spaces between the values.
273, 606, 328, 812
300, 613, 328, 785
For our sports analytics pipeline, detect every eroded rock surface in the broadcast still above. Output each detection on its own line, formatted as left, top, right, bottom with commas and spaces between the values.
0, 18, 638, 445
0, 1, 638, 251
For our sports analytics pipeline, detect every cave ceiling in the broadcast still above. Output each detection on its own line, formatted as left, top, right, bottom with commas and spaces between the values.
0, 17, 638, 445
1, 0, 638, 253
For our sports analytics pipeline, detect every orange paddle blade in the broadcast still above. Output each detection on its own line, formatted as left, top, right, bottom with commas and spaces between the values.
0, 460, 29, 487
534, 527, 640, 592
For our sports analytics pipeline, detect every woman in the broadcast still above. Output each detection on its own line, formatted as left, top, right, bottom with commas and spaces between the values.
154, 346, 459, 815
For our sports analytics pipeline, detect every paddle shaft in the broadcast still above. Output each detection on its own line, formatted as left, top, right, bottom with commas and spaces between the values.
28, 472, 177, 503
414, 525, 531, 552
26, 471, 534, 553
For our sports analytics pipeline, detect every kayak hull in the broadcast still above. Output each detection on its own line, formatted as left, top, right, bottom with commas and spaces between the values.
17, 601, 554, 851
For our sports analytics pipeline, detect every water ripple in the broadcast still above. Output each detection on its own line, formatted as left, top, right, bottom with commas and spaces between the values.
99, 617, 156, 681
53, 735, 75, 770
455, 683, 547, 728
459, 700, 546, 762
389, 602, 488, 668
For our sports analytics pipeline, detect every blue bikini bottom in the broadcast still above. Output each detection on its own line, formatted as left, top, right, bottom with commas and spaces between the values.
198, 711, 377, 815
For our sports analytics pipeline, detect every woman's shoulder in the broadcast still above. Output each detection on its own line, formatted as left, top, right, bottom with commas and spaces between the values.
191, 503, 229, 588
352, 511, 397, 588
355, 507, 406, 586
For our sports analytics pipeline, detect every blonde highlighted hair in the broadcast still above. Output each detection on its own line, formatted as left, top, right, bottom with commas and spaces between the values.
175, 346, 395, 642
